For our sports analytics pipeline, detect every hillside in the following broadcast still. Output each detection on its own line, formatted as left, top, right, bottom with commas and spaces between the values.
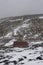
0, 14, 43, 65
0, 14, 43, 39
0, 14, 43, 47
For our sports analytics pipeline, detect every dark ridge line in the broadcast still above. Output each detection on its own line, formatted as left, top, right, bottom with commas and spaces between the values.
0, 13, 43, 20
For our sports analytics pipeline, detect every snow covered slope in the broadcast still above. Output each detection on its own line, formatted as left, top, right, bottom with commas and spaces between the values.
0, 16, 43, 65
0, 46, 43, 65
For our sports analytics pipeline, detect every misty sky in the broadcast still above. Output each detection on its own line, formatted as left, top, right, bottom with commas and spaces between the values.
0, 0, 43, 18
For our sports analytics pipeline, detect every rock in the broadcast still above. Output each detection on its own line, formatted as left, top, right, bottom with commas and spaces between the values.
36, 56, 43, 60
23, 56, 27, 59
21, 63, 24, 64
18, 58, 24, 62
13, 60, 17, 65
29, 59, 33, 61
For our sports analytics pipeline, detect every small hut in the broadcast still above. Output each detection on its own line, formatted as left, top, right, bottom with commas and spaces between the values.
13, 41, 28, 48
13, 34, 28, 48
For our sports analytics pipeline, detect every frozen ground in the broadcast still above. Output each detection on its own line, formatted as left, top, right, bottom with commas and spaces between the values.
0, 45, 43, 65
0, 17, 43, 65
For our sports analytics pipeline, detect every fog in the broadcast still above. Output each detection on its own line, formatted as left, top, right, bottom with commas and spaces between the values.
0, 0, 43, 18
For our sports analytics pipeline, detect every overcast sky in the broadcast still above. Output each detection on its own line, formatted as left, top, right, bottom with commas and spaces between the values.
0, 0, 43, 18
